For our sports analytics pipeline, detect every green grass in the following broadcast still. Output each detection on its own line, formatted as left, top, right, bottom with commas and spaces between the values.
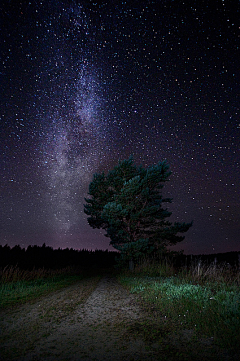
117, 259, 240, 354
0, 273, 85, 309
0, 265, 110, 309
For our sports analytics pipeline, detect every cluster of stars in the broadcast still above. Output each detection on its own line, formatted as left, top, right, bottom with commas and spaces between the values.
0, 1, 239, 253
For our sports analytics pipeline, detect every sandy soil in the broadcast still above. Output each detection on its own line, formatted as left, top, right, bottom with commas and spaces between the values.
0, 274, 237, 361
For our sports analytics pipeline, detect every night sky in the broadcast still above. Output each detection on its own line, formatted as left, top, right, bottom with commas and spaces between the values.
1, 0, 239, 255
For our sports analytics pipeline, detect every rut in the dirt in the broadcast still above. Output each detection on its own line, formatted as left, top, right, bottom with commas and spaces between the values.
76, 275, 143, 324
0, 275, 157, 361
0, 275, 234, 361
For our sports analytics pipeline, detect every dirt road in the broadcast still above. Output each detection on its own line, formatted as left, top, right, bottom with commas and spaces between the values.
0, 274, 235, 360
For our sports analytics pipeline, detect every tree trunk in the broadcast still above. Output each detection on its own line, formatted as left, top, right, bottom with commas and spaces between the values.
129, 259, 134, 271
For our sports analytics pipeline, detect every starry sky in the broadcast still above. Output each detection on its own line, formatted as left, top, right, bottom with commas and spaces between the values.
1, 0, 239, 255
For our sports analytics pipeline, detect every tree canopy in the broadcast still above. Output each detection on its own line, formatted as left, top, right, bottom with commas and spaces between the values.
84, 157, 192, 261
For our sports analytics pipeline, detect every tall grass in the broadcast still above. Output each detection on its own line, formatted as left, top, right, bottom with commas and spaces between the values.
118, 257, 240, 352
178, 260, 240, 286
0, 264, 80, 283
0, 265, 90, 309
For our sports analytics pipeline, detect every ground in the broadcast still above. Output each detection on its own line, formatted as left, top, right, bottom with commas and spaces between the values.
0, 274, 237, 360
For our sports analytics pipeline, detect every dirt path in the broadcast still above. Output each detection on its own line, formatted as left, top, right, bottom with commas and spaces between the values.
0, 275, 235, 361
0, 275, 152, 361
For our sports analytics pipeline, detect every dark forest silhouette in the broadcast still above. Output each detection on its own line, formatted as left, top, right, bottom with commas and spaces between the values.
0, 244, 119, 270
0, 243, 239, 271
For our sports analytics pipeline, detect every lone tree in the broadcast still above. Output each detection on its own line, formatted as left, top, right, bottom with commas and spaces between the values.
84, 157, 192, 265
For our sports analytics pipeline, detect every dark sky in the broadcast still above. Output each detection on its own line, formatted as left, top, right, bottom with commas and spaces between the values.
0, 0, 239, 255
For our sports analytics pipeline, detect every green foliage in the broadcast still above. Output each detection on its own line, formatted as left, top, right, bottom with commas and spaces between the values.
0, 274, 83, 309
84, 157, 192, 261
117, 265, 240, 351
0, 266, 106, 309
114, 238, 155, 260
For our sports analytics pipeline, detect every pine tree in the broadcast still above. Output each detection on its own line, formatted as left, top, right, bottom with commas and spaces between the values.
84, 157, 192, 262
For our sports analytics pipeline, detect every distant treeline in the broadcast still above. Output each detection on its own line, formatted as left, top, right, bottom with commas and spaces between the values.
1, 244, 240, 270
0, 244, 119, 270
165, 251, 240, 269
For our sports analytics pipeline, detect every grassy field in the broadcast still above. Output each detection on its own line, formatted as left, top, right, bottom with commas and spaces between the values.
0, 265, 104, 309
117, 258, 240, 355
1, 259, 240, 358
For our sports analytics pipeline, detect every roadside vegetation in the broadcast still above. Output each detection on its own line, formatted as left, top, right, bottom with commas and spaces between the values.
1, 244, 240, 359
0, 245, 118, 310
0, 265, 106, 309
117, 255, 240, 357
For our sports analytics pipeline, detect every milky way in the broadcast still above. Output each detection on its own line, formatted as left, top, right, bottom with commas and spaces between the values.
38, 5, 110, 246
41, 68, 104, 235
0, 1, 239, 254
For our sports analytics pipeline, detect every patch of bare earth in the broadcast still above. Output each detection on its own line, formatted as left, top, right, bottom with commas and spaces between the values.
0, 275, 237, 360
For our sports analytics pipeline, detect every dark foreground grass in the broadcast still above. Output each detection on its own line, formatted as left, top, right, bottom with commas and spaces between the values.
0, 266, 108, 309
0, 274, 83, 309
117, 259, 240, 358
